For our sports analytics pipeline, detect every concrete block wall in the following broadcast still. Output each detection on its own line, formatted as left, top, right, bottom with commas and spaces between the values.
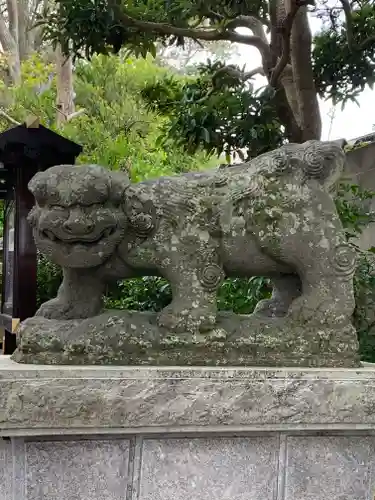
2, 433, 375, 500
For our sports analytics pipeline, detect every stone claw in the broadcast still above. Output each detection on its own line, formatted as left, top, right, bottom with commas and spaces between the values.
35, 298, 101, 321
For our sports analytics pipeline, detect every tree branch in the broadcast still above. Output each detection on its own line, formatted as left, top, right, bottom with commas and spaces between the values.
29, 0, 45, 22
66, 108, 86, 121
269, 0, 313, 87
0, 108, 20, 125
193, 65, 265, 105
339, 0, 354, 51
244, 66, 266, 79
212, 65, 264, 85
107, 0, 271, 59
224, 16, 269, 43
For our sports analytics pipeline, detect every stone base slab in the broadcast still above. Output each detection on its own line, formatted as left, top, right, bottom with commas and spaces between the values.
1, 356, 375, 435
2, 357, 375, 499
0, 356, 375, 500
11, 311, 360, 367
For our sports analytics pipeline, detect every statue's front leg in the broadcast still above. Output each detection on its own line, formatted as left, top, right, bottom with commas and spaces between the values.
157, 250, 225, 334
36, 268, 105, 320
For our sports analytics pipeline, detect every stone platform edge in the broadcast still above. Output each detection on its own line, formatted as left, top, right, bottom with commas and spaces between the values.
1, 356, 375, 437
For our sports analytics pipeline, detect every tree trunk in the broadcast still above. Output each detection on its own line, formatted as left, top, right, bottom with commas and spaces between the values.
0, 0, 45, 85
17, 0, 32, 60
269, 0, 302, 142
0, 12, 21, 85
270, 0, 321, 142
55, 45, 75, 126
289, 6, 321, 140
6, 0, 18, 45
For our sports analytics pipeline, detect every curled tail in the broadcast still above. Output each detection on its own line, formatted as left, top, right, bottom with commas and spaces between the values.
296, 139, 347, 191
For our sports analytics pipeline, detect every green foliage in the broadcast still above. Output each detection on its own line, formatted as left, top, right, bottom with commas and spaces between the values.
142, 61, 284, 160
353, 254, 375, 361
313, 0, 375, 105
334, 181, 375, 241
104, 277, 172, 311
1, 54, 214, 179
37, 255, 63, 307
334, 180, 375, 361
104, 276, 271, 314
217, 277, 271, 314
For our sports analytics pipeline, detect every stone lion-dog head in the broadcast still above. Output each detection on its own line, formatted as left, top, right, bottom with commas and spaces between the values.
28, 164, 130, 268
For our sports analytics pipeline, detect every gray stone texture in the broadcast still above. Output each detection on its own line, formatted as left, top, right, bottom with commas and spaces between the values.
139, 437, 279, 500
16, 139, 359, 367
284, 436, 375, 500
25, 439, 130, 500
1, 357, 375, 435
2, 359, 375, 500
12, 310, 359, 367
0, 439, 12, 500
2, 435, 375, 499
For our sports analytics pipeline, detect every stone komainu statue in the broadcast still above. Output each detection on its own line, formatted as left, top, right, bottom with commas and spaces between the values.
28, 139, 356, 333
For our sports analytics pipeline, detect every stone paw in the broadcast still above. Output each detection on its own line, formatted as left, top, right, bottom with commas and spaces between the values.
287, 295, 333, 324
289, 296, 351, 325
253, 298, 289, 318
35, 298, 100, 321
157, 303, 217, 333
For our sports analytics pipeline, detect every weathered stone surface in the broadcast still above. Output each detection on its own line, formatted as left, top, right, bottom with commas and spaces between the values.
3, 357, 375, 499
1, 356, 375, 435
5, 434, 375, 500
25, 439, 130, 500
284, 436, 375, 500
0, 438, 12, 500
139, 437, 279, 500
12, 310, 360, 367
22, 139, 359, 367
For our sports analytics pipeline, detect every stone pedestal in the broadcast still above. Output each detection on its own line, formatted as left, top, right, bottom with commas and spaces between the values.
1, 356, 375, 499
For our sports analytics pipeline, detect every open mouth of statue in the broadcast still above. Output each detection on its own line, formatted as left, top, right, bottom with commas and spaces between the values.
41, 227, 116, 245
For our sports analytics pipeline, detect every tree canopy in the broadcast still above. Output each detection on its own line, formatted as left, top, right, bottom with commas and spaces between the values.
0, 53, 216, 176
37, 0, 375, 159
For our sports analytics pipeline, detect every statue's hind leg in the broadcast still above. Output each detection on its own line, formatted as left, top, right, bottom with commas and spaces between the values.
261, 186, 356, 324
